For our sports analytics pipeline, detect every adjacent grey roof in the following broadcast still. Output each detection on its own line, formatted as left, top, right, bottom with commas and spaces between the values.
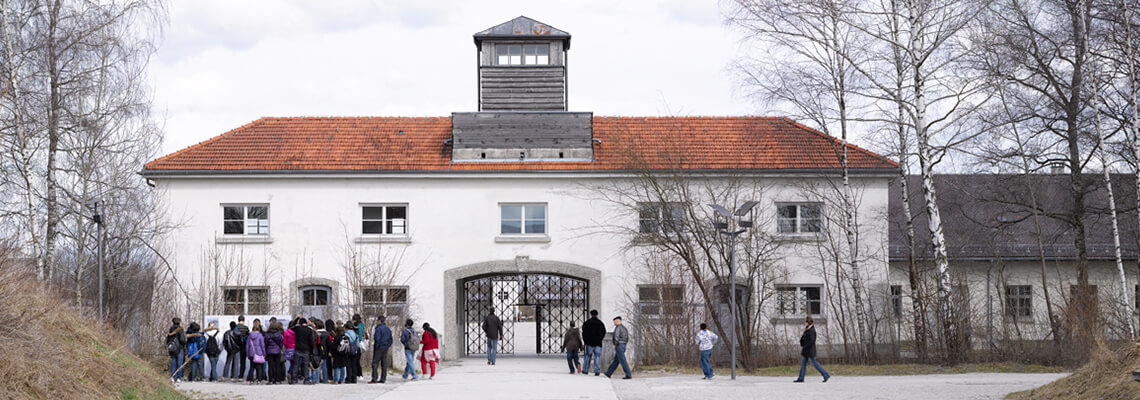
889, 174, 1140, 262
474, 16, 571, 48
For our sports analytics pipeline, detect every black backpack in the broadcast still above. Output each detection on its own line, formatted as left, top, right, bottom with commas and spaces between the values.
205, 331, 221, 357
166, 335, 180, 356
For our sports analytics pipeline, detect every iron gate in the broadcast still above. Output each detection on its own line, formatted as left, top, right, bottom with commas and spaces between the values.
463, 273, 589, 355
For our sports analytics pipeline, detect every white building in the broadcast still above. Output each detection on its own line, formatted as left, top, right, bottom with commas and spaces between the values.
143, 17, 898, 362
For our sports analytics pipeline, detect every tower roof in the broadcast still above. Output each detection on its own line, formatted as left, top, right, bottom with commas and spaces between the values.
473, 16, 571, 49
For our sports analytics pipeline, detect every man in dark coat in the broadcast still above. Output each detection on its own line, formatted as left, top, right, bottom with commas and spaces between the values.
482, 312, 503, 365
581, 309, 605, 376
604, 316, 632, 379
291, 318, 316, 384
794, 316, 830, 383
235, 315, 250, 380
370, 316, 393, 384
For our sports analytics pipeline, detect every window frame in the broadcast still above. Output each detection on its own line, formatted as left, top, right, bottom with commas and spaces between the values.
360, 203, 409, 236
494, 43, 551, 66
889, 285, 903, 318
1003, 285, 1033, 321
222, 286, 270, 315
774, 284, 823, 317
637, 284, 685, 317
221, 204, 270, 236
776, 202, 823, 235
499, 203, 548, 236
637, 202, 686, 234
361, 285, 409, 324
299, 285, 331, 307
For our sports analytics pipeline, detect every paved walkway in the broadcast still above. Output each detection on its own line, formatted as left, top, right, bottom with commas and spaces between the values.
177, 357, 1066, 400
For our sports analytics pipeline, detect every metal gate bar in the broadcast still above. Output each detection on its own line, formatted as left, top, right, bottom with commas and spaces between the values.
464, 273, 588, 355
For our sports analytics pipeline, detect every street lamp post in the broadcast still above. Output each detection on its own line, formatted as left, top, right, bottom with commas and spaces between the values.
708, 201, 758, 381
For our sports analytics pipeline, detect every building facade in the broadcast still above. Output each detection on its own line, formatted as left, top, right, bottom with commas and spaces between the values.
143, 17, 898, 362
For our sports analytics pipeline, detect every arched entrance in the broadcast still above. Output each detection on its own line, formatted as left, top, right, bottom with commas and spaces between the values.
443, 257, 601, 360
463, 273, 588, 355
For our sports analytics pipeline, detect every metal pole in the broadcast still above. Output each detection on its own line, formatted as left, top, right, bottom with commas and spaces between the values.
97, 212, 104, 321
729, 232, 737, 380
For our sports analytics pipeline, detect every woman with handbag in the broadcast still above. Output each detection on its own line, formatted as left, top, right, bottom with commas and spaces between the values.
246, 319, 268, 384
265, 321, 286, 384
418, 323, 441, 379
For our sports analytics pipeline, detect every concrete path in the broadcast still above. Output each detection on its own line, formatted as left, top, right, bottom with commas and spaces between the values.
376, 356, 619, 400
177, 358, 1066, 400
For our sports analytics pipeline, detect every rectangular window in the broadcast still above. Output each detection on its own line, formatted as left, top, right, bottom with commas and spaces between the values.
776, 285, 822, 316
500, 204, 546, 235
890, 285, 903, 318
523, 44, 550, 65
638, 285, 684, 316
362, 204, 408, 235
361, 285, 409, 323
1004, 285, 1032, 319
222, 286, 269, 315
638, 202, 685, 234
777, 203, 822, 234
496, 44, 522, 65
222, 205, 269, 235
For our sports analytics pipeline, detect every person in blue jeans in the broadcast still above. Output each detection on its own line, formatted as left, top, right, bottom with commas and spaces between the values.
400, 319, 420, 380
794, 316, 830, 383
695, 323, 719, 379
166, 317, 187, 382
581, 310, 605, 376
603, 316, 632, 379
482, 311, 503, 365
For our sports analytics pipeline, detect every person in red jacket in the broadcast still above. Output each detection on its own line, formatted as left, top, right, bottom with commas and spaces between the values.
417, 323, 441, 379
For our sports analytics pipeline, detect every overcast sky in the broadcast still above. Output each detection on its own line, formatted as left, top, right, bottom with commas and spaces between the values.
150, 1, 758, 155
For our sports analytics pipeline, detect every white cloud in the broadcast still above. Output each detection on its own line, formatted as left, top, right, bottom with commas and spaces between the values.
150, 1, 756, 154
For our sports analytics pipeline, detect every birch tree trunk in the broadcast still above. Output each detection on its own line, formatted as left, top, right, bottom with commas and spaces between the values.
1092, 87, 1135, 340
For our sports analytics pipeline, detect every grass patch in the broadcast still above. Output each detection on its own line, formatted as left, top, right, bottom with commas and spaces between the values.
636, 362, 1067, 377
1006, 343, 1140, 400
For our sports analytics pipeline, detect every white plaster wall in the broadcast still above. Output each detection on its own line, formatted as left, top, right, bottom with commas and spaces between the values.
156, 173, 892, 359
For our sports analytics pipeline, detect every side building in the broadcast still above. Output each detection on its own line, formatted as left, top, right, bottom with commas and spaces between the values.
143, 16, 899, 364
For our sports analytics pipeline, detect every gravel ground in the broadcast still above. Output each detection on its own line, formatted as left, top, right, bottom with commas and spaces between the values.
175, 359, 1067, 400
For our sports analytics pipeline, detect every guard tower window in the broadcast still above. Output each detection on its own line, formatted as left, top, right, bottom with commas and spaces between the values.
495, 44, 549, 65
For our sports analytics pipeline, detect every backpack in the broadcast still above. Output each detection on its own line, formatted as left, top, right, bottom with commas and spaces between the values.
336, 335, 351, 355
187, 339, 200, 359
166, 335, 180, 356
313, 330, 328, 357
223, 330, 240, 353
404, 328, 421, 351
205, 331, 221, 357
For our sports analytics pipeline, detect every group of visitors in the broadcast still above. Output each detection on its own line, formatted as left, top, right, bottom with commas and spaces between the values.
165, 313, 444, 385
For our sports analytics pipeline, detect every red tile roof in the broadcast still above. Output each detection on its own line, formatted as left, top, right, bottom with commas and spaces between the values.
143, 116, 897, 174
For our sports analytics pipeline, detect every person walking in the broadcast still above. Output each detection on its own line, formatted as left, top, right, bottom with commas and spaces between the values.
482, 311, 503, 365
581, 310, 605, 376
185, 322, 205, 382
222, 321, 242, 382
283, 318, 296, 382
165, 317, 187, 383
246, 319, 267, 384
236, 316, 250, 381
604, 316, 632, 380
370, 316, 393, 384
696, 323, 719, 380
418, 322, 440, 379
400, 319, 420, 381
562, 321, 584, 374
794, 316, 830, 383
332, 326, 350, 384
203, 322, 222, 382
344, 321, 360, 383
265, 321, 285, 384
291, 317, 316, 384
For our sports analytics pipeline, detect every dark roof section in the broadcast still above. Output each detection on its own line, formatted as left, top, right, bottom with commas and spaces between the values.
890, 174, 1140, 262
474, 16, 571, 49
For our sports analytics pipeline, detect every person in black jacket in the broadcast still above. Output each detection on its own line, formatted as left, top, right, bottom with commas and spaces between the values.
291, 318, 316, 384
581, 310, 605, 376
794, 316, 830, 383
166, 317, 187, 382
482, 311, 503, 365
